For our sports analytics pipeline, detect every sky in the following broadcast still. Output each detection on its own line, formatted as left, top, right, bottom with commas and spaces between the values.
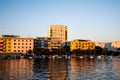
0, 0, 120, 42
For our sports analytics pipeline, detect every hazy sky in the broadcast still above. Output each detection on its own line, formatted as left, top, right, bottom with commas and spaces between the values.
0, 0, 120, 42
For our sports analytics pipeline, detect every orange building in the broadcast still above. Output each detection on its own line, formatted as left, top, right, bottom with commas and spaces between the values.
0, 35, 34, 54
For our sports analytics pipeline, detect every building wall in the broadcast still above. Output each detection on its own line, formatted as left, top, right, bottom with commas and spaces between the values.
111, 41, 120, 48
70, 39, 95, 51
50, 38, 61, 50
0, 38, 3, 52
1, 37, 34, 54
34, 37, 50, 49
95, 42, 105, 48
48, 25, 67, 42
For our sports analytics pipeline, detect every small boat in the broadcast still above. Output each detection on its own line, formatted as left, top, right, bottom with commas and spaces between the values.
79, 56, 83, 59
90, 56, 94, 59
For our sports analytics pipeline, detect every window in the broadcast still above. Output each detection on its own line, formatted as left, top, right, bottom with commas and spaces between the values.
14, 50, 16, 52
14, 46, 16, 48
22, 43, 24, 45
14, 40, 16, 41
14, 43, 16, 45
18, 43, 20, 45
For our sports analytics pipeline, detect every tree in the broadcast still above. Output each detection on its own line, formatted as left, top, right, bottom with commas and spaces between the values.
94, 46, 103, 56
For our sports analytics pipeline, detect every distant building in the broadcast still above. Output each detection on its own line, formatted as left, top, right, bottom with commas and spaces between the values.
50, 37, 61, 50
0, 35, 34, 54
48, 25, 67, 42
70, 39, 95, 51
95, 42, 105, 48
48, 25, 68, 50
111, 41, 120, 49
0, 37, 3, 52
34, 37, 51, 50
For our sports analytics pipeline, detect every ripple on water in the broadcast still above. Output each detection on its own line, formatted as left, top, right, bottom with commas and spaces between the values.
0, 57, 120, 80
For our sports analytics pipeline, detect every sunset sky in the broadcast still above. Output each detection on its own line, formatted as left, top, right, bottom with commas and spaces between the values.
0, 0, 120, 42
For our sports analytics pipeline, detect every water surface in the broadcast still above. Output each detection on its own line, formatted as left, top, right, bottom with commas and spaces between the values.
0, 57, 120, 80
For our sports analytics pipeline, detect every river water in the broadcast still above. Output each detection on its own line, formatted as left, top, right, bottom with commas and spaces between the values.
0, 57, 120, 80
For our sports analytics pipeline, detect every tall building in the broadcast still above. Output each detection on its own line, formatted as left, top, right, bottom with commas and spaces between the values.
70, 39, 95, 51
48, 25, 67, 43
0, 35, 34, 54
48, 25, 67, 50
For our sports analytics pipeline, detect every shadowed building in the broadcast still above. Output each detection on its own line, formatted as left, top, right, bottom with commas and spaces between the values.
34, 37, 50, 49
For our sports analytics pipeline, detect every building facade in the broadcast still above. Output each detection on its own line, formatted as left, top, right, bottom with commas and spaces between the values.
0, 35, 34, 54
111, 41, 120, 48
95, 42, 105, 48
70, 39, 95, 51
48, 25, 67, 42
0, 37, 3, 52
34, 37, 51, 49
48, 25, 67, 50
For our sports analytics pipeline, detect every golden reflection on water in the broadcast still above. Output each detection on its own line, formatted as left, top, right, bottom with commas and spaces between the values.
0, 59, 34, 80
47, 58, 67, 80
0, 57, 120, 80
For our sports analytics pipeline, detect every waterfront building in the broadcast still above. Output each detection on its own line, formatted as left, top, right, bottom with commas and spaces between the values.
0, 35, 34, 54
48, 25, 67, 50
70, 39, 95, 51
111, 41, 120, 49
0, 37, 3, 52
50, 37, 61, 50
48, 25, 67, 42
34, 37, 51, 49
95, 42, 105, 48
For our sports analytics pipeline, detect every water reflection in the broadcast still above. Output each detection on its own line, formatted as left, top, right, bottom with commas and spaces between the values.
0, 59, 34, 80
0, 57, 120, 80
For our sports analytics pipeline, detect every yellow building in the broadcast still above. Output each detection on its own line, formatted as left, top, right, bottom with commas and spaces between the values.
0, 35, 34, 54
111, 41, 120, 48
0, 37, 3, 52
70, 39, 95, 51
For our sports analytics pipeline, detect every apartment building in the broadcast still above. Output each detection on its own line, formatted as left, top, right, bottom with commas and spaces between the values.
0, 37, 3, 52
111, 41, 120, 48
0, 35, 34, 54
48, 25, 67, 42
70, 39, 95, 51
48, 25, 67, 50
34, 37, 51, 49
95, 42, 105, 48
